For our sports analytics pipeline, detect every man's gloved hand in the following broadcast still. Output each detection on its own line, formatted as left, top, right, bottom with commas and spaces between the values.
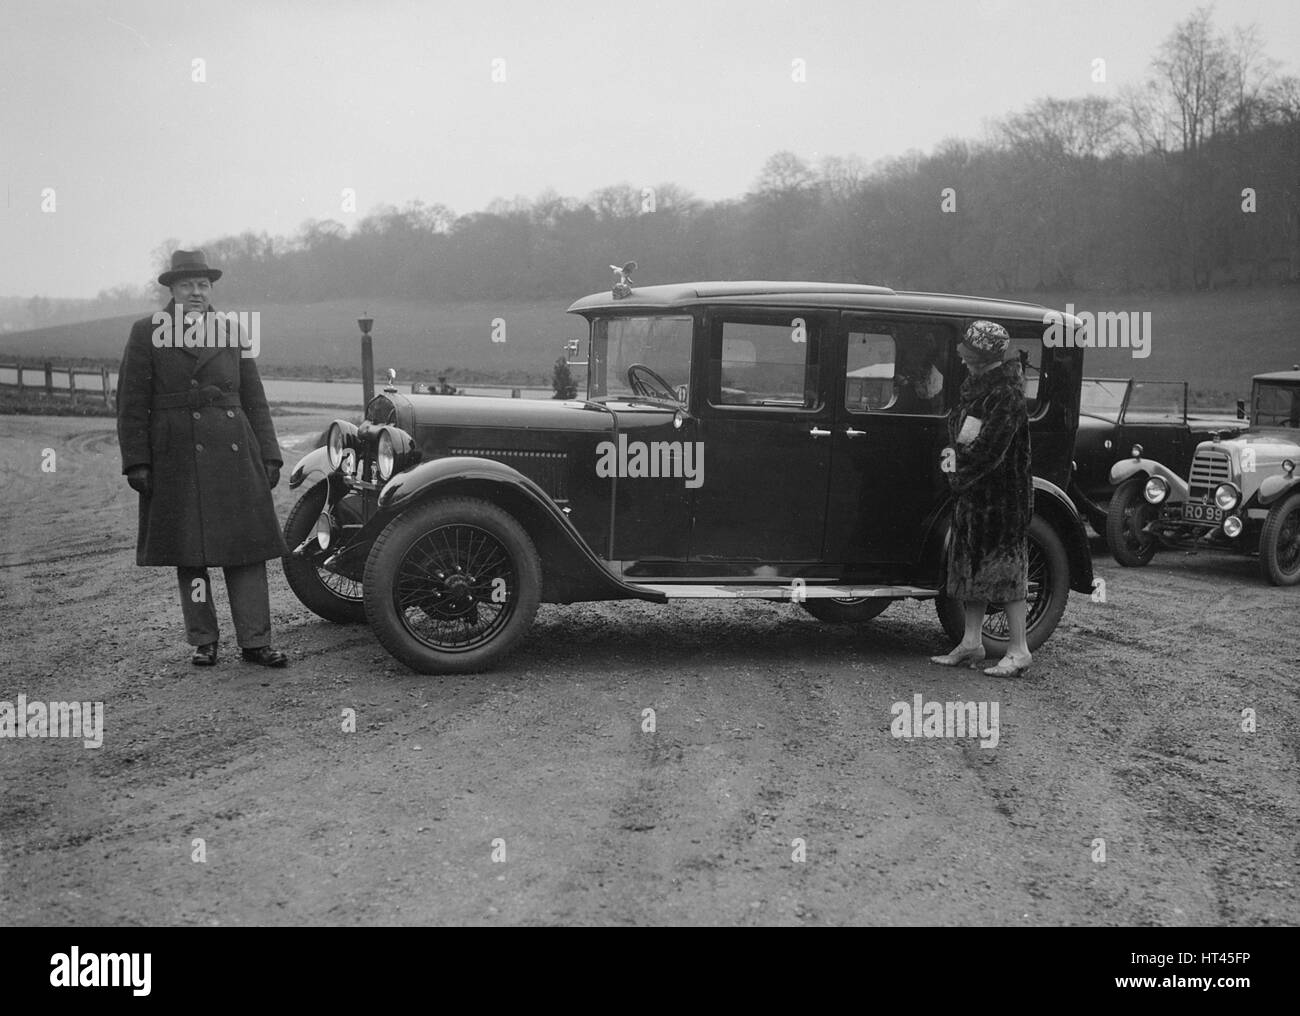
265, 462, 281, 489
126, 465, 152, 496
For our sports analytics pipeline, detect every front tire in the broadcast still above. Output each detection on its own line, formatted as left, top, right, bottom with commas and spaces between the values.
282, 481, 366, 623
1106, 477, 1158, 567
1259, 492, 1300, 586
800, 598, 891, 623
935, 514, 1071, 654
363, 497, 541, 673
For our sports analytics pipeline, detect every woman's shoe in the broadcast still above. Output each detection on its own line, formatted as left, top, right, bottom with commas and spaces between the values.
929, 645, 986, 668
983, 652, 1032, 678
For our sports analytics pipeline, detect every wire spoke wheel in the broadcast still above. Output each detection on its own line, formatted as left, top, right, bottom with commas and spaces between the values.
936, 514, 1071, 654
1260, 492, 1300, 586
1106, 478, 1158, 567
364, 497, 541, 673
394, 523, 517, 652
282, 481, 366, 623
980, 538, 1048, 638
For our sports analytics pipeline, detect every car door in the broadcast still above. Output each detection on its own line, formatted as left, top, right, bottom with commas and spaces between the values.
823, 315, 957, 579
688, 308, 835, 563
1116, 380, 1191, 475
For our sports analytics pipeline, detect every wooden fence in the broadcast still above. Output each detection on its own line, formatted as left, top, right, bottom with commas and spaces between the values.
0, 361, 114, 406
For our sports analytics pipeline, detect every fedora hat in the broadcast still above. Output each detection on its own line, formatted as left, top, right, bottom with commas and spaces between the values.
158, 249, 222, 287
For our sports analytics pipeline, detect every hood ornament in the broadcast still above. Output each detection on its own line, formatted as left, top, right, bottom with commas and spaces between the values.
610, 260, 637, 299
383, 368, 398, 393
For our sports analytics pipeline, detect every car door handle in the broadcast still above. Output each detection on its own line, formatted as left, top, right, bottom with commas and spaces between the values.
845, 428, 866, 439
809, 427, 831, 438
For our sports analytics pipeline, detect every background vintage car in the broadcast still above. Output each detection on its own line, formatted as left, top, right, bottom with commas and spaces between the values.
1105, 368, 1300, 584
282, 280, 1095, 673
1069, 377, 1247, 534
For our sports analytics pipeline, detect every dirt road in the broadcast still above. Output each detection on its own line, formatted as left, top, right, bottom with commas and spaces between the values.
1, 415, 1296, 925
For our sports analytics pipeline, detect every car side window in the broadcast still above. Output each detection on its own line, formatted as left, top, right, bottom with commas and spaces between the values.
845, 321, 952, 416
709, 317, 821, 409
1007, 333, 1042, 414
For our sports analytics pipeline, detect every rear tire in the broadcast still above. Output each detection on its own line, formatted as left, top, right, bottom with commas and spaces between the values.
363, 497, 541, 674
1259, 492, 1300, 586
935, 514, 1071, 654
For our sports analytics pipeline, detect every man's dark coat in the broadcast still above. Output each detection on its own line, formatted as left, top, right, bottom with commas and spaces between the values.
116, 302, 288, 566
945, 359, 1033, 603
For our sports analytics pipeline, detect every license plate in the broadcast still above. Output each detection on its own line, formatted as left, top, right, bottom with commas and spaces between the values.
1183, 502, 1223, 523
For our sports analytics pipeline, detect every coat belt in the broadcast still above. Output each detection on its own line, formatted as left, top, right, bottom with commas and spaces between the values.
152, 388, 243, 410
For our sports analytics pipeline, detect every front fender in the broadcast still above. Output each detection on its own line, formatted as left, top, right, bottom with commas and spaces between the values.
1259, 473, 1300, 508
289, 446, 332, 490
1109, 457, 1190, 501
376, 456, 666, 605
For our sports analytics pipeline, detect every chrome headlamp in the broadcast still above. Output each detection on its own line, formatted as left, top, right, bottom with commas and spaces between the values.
1214, 483, 1241, 511
375, 426, 419, 481
326, 420, 359, 471
1143, 476, 1169, 504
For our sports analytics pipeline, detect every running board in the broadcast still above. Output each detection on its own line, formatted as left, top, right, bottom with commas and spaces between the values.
632, 583, 938, 600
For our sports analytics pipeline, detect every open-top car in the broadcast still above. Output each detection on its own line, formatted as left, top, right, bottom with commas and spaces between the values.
282, 276, 1094, 673
1070, 377, 1247, 534
1106, 368, 1300, 584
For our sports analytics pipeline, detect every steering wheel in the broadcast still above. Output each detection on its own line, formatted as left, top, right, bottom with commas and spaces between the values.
627, 363, 678, 401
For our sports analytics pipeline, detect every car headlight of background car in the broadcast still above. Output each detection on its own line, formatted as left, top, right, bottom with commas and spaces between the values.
1214, 482, 1241, 511
1143, 475, 1169, 504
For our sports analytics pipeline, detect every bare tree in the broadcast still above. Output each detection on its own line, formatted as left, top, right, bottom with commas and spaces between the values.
753, 151, 815, 196
1151, 6, 1232, 156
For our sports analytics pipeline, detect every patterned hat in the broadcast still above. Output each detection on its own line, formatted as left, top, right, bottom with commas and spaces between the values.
960, 319, 1010, 360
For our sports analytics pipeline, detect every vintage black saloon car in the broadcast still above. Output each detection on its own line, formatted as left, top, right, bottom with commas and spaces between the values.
282, 279, 1094, 673
1070, 377, 1247, 534
1106, 368, 1300, 584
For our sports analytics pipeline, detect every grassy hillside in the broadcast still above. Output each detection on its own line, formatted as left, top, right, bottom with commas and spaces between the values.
0, 287, 1295, 402
0, 300, 584, 384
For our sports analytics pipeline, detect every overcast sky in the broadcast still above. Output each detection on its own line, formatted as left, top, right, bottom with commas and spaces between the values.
2, 0, 1297, 298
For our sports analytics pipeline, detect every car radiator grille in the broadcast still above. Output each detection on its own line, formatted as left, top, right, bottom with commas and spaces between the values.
1188, 448, 1232, 497
448, 448, 568, 499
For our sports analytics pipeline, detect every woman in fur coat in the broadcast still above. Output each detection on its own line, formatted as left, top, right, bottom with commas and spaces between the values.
930, 319, 1034, 677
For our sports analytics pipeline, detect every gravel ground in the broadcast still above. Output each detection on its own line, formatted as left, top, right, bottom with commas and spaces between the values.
1, 415, 1296, 926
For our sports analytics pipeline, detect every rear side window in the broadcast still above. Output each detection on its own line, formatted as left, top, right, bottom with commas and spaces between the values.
844, 320, 953, 416
709, 316, 821, 410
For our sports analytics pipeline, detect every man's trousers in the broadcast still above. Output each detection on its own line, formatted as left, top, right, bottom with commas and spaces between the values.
176, 562, 271, 648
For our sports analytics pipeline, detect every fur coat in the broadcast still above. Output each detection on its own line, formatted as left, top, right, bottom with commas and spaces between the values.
946, 359, 1033, 603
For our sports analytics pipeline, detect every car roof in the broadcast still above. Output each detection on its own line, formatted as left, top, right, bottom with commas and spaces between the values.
566, 280, 1064, 323
1253, 370, 1300, 382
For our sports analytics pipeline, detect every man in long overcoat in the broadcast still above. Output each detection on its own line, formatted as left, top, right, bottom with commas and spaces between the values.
116, 249, 289, 667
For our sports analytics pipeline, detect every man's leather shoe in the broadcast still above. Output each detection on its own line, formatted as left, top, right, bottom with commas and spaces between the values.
191, 642, 218, 666
241, 646, 288, 668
